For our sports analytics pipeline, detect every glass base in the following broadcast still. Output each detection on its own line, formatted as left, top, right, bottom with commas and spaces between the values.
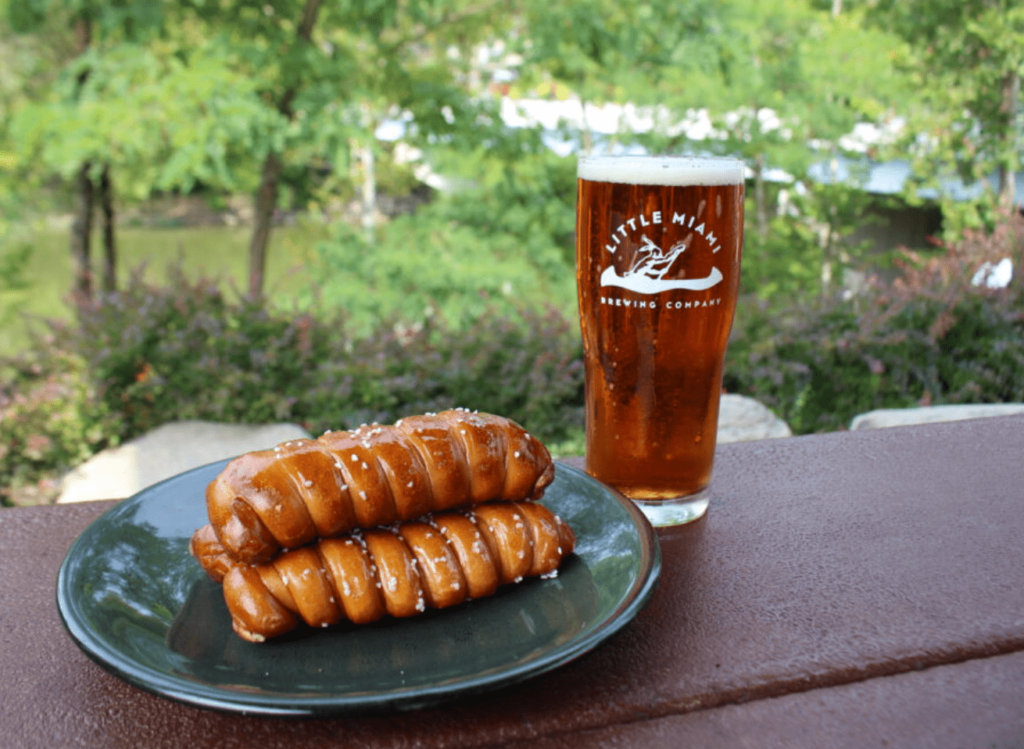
632, 492, 709, 527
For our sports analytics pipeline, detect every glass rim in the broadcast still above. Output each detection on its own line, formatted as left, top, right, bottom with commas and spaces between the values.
577, 154, 746, 186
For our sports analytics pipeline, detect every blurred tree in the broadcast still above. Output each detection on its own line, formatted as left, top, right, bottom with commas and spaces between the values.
503, 0, 915, 302
645, 0, 912, 301
511, 0, 721, 153
179, 0, 513, 298
870, 0, 1024, 233
309, 139, 578, 334
5, 0, 109, 304
198, 0, 324, 299
1, 3, 43, 342
4, 0, 512, 301
4, 0, 275, 303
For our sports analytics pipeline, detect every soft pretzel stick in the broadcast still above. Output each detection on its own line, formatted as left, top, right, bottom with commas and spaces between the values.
190, 501, 575, 643
206, 409, 555, 564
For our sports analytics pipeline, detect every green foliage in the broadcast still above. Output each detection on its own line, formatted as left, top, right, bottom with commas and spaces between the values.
869, 0, 1024, 231
5, 0, 1024, 507
61, 266, 334, 435
753, 178, 894, 301
310, 146, 578, 333
0, 222, 329, 357
726, 211, 1024, 433
0, 351, 121, 505
740, 203, 824, 301
0, 265, 584, 504
7, 211, 1024, 505
8, 42, 279, 198
637, 0, 915, 304
652, 0, 896, 160
0, 166, 38, 347
517, 0, 720, 99
0, 242, 31, 288
435, 144, 578, 270
0, 182, 34, 295
6, 0, 46, 33
0, 0, 959, 318
296, 303, 585, 441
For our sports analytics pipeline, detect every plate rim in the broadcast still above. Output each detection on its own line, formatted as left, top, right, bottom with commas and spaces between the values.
56, 460, 662, 716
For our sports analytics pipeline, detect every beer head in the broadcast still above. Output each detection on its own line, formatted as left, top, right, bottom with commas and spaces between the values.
577, 155, 745, 187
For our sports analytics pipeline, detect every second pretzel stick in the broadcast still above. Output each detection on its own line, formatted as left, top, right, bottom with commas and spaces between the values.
206, 409, 555, 564
191, 501, 576, 643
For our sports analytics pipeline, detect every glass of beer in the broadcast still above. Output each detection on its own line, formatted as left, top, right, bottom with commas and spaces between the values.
575, 155, 745, 526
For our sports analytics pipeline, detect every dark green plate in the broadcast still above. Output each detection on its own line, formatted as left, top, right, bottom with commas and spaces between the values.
56, 462, 661, 716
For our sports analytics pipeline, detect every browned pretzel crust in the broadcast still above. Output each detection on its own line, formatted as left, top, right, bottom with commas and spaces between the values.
205, 410, 555, 564
191, 501, 575, 643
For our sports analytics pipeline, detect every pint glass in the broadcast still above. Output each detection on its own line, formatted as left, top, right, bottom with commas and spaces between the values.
575, 155, 745, 526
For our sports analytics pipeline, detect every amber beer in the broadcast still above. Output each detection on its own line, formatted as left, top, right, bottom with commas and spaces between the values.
575, 155, 745, 525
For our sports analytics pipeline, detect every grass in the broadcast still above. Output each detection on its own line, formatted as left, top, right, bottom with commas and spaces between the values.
0, 221, 331, 356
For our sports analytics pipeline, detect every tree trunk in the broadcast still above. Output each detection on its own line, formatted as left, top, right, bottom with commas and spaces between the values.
249, 151, 282, 299
70, 163, 95, 307
821, 225, 835, 298
360, 142, 377, 242
578, 75, 593, 155
356, 102, 379, 242
999, 167, 1017, 212
821, 151, 840, 297
245, 0, 323, 300
99, 165, 117, 293
70, 12, 94, 308
753, 151, 768, 239
998, 70, 1020, 211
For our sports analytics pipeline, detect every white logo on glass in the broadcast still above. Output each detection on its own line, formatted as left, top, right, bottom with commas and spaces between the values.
601, 234, 722, 294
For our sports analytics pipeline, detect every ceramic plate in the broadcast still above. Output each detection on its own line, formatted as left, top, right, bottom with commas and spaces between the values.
57, 461, 661, 716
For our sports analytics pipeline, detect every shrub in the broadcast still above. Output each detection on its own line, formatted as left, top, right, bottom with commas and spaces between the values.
725, 211, 1024, 433
307, 305, 585, 441
55, 265, 340, 438
10, 209, 1021, 506
57, 265, 585, 441
0, 351, 121, 505
0, 264, 585, 504
308, 147, 578, 337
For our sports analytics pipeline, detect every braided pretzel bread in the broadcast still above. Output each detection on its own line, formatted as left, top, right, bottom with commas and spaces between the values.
191, 501, 575, 643
206, 410, 555, 564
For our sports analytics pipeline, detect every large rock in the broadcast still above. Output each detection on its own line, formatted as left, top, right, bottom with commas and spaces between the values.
57, 421, 311, 503
718, 394, 792, 443
55, 401, 790, 504
850, 403, 1024, 431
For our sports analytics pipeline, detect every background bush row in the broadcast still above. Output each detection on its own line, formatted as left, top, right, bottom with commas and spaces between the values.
3, 214, 1023, 506
725, 213, 1024, 433
0, 265, 586, 505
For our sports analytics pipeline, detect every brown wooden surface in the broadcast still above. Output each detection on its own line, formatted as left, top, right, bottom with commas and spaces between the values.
3, 415, 1024, 748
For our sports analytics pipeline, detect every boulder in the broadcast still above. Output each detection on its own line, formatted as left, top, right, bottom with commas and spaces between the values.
717, 394, 792, 443
55, 400, 793, 504
57, 421, 311, 503
850, 403, 1024, 431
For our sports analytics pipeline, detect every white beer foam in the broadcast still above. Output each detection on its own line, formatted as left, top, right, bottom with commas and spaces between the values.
578, 155, 745, 186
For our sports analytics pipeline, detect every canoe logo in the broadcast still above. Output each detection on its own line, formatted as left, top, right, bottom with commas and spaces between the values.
601, 210, 723, 295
